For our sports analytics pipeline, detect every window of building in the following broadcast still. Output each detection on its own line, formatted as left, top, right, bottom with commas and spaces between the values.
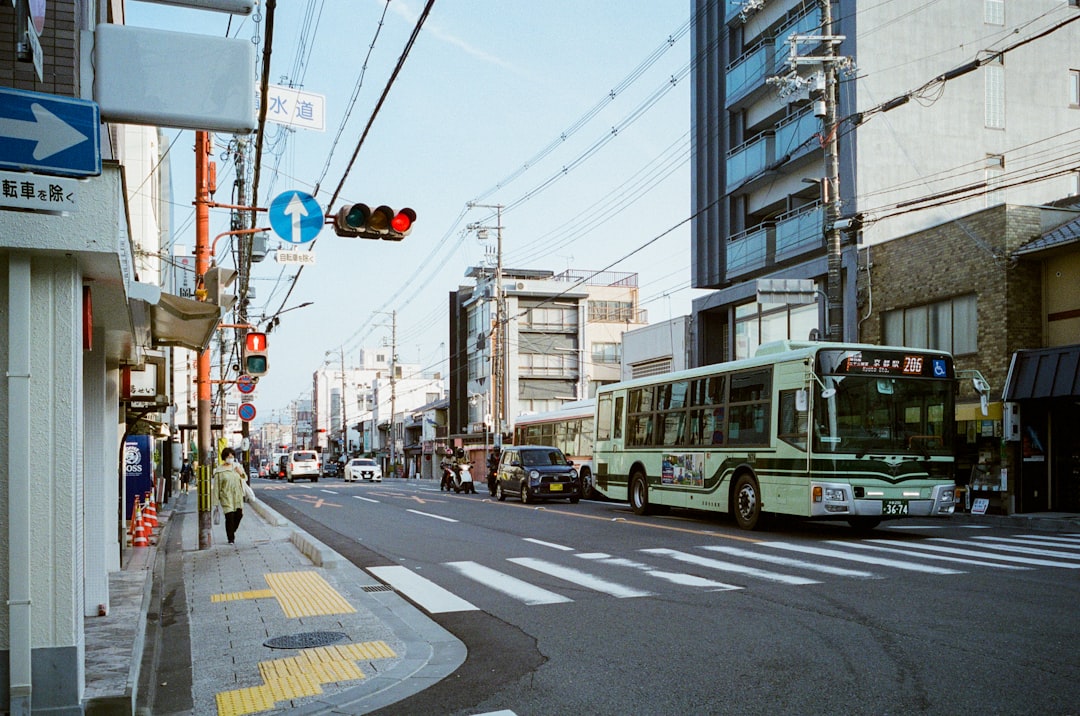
1071, 69, 1080, 107
591, 342, 621, 364
984, 0, 1004, 25
985, 57, 1005, 129
882, 295, 978, 355
734, 300, 819, 359
588, 301, 636, 322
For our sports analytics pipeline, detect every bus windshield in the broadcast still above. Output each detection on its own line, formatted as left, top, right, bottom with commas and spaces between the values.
813, 348, 954, 457
814, 375, 953, 456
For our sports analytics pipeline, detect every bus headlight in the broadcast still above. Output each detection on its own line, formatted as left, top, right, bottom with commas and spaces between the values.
824, 487, 846, 502
939, 488, 955, 503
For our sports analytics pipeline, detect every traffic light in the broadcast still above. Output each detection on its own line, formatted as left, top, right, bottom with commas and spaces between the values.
200, 266, 238, 314
243, 331, 269, 377
333, 203, 416, 240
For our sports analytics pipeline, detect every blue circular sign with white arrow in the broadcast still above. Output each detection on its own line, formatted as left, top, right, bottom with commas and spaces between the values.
268, 191, 324, 245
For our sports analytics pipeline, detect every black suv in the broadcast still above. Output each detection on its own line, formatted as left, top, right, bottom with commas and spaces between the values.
496, 446, 580, 504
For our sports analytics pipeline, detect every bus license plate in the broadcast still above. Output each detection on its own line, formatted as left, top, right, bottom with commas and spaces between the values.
882, 500, 908, 516
549, 483, 563, 492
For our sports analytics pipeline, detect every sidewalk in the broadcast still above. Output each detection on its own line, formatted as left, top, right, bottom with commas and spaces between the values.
83, 493, 1078, 715
91, 490, 465, 715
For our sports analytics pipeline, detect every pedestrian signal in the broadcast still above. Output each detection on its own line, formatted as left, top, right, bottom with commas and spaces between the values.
243, 331, 269, 376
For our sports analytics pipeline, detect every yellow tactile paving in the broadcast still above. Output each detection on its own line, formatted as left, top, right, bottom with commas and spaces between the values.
211, 589, 274, 603
263, 571, 357, 617
215, 641, 398, 716
209, 570, 356, 617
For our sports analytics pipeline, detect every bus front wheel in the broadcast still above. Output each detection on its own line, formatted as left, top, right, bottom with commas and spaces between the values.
629, 472, 651, 516
733, 473, 762, 530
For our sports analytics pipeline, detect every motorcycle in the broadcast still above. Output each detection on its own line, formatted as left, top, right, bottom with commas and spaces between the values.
440, 462, 456, 492
453, 462, 476, 494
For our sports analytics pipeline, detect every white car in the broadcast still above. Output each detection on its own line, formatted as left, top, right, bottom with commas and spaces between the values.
286, 450, 320, 483
345, 458, 382, 482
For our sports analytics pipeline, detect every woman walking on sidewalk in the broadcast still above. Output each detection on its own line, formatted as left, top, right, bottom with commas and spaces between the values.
215, 447, 246, 544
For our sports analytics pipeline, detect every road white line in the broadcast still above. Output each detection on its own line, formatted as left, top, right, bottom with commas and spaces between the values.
702, 545, 878, 578
446, 561, 572, 605
578, 554, 742, 590
828, 540, 1028, 570
765, 542, 964, 574
1013, 534, 1080, 544
930, 538, 1080, 561
353, 495, 379, 504
642, 548, 820, 585
367, 565, 477, 613
523, 538, 575, 551
866, 539, 1080, 569
406, 509, 458, 523
320, 489, 338, 495
508, 558, 654, 598
971, 535, 1080, 552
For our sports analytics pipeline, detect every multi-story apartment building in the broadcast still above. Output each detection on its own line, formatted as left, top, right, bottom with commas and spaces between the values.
448, 268, 648, 441
312, 348, 392, 458
690, 0, 1080, 360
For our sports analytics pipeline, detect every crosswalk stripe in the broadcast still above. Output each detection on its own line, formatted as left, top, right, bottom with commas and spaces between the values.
575, 554, 742, 591
523, 538, 575, 551
507, 558, 654, 598
366, 566, 478, 613
829, 541, 1029, 570
764, 542, 964, 574
446, 561, 572, 605
866, 539, 1080, 568
970, 536, 1080, 553
1012, 534, 1080, 544
930, 538, 1080, 561
701, 545, 878, 578
641, 548, 821, 585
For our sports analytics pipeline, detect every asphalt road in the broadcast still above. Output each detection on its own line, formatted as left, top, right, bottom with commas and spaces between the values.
257, 477, 1080, 716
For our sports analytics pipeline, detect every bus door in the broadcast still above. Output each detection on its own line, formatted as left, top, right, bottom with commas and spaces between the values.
595, 392, 625, 492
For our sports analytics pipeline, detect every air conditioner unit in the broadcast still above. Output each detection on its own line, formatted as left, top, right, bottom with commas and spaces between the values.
516, 282, 525, 290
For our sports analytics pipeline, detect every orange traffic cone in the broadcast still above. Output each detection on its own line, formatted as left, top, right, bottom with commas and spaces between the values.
127, 497, 141, 537
132, 511, 148, 548
143, 493, 158, 529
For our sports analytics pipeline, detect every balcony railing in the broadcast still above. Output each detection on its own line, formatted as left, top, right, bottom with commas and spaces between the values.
726, 132, 773, 192
775, 202, 824, 260
773, 7, 824, 67
774, 108, 819, 160
727, 224, 772, 278
726, 42, 769, 106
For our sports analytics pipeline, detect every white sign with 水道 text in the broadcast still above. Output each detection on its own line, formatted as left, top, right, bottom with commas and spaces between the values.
0, 170, 78, 212
264, 85, 325, 132
275, 249, 316, 265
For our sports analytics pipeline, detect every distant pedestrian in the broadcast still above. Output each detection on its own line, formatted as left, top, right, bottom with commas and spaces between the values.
215, 447, 246, 545
179, 458, 194, 494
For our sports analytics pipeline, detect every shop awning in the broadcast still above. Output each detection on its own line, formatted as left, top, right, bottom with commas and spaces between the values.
1003, 344, 1080, 401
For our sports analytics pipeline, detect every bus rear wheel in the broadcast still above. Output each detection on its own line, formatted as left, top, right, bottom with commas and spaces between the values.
733, 473, 762, 530
629, 471, 651, 516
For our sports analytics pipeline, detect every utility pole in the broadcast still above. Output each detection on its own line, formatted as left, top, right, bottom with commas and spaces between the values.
339, 347, 348, 459
822, 0, 843, 341
195, 131, 213, 550
467, 203, 505, 443
766, 1, 847, 341
388, 310, 397, 477
233, 139, 252, 473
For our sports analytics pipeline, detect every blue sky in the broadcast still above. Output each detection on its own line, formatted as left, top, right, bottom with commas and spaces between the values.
124, 0, 698, 418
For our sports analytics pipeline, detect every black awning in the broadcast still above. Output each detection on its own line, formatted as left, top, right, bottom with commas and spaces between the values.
1003, 344, 1080, 401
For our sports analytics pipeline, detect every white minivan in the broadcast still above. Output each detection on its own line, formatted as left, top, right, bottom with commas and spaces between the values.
286, 450, 320, 482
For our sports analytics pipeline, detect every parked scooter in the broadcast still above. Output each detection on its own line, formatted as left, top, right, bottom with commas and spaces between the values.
453, 462, 476, 494
440, 461, 456, 492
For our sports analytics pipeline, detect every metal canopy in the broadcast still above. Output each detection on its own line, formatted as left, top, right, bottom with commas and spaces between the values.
1003, 344, 1080, 401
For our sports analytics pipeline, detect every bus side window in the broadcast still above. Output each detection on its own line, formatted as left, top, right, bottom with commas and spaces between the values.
597, 395, 612, 441
613, 397, 624, 440
778, 389, 808, 450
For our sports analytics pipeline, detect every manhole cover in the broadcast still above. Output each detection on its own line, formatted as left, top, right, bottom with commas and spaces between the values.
264, 631, 348, 650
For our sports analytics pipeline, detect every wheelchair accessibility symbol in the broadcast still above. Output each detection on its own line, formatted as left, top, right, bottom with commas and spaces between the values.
932, 359, 947, 377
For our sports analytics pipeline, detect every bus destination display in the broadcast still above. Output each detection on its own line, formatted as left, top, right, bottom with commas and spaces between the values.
822, 350, 953, 379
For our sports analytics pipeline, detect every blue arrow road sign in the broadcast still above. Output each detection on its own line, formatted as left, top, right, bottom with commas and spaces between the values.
0, 87, 101, 177
269, 190, 324, 244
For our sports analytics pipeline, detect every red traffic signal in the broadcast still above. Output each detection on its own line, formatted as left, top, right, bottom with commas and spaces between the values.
334, 203, 416, 240
243, 331, 269, 377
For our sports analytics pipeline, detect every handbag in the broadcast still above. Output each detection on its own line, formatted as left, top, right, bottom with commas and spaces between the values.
243, 482, 255, 502
212, 505, 222, 525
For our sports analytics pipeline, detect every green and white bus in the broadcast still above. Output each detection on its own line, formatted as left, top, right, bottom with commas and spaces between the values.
592, 341, 958, 530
